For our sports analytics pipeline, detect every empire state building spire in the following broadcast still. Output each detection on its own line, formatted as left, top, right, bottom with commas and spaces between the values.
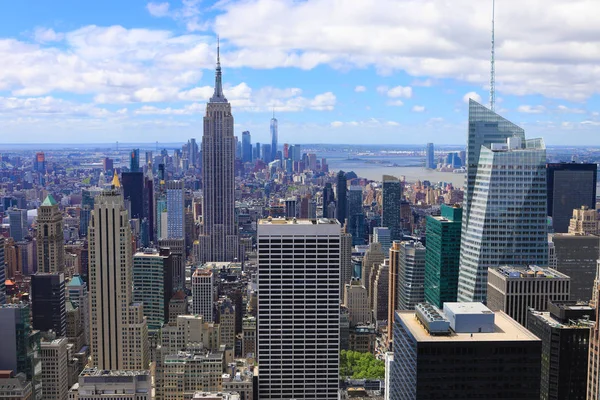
210, 36, 227, 103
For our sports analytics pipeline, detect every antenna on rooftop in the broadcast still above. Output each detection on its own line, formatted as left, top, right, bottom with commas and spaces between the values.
490, 0, 496, 111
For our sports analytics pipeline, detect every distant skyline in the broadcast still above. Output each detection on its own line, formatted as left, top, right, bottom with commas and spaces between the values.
1, 0, 599, 145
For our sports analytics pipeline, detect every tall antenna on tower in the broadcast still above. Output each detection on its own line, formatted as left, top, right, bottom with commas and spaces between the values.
490, 0, 496, 111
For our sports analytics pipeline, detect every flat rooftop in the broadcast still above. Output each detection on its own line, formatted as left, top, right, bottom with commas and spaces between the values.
444, 302, 493, 315
492, 265, 569, 279
258, 217, 339, 225
530, 310, 595, 330
397, 310, 540, 343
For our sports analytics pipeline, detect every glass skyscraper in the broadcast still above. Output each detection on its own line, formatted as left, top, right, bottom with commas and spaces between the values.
382, 175, 402, 241
425, 143, 435, 169
458, 135, 548, 302
270, 114, 278, 161
347, 185, 365, 245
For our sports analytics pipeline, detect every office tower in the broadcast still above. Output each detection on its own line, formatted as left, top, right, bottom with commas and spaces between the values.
31, 272, 66, 336
270, 113, 278, 161
242, 316, 257, 357
343, 279, 371, 327
133, 248, 173, 331
373, 227, 391, 254
40, 337, 69, 400
458, 136, 548, 303
254, 142, 261, 161
569, 205, 600, 234
397, 240, 426, 310
161, 352, 224, 396
67, 275, 89, 346
156, 197, 167, 239
257, 218, 340, 400
391, 303, 541, 399
382, 175, 403, 241
284, 198, 297, 218
347, 186, 365, 245
36, 195, 64, 274
361, 242, 385, 304
192, 268, 214, 323
129, 148, 140, 172
188, 138, 199, 167
487, 265, 570, 326
69, 369, 151, 400
552, 233, 598, 302
547, 162, 597, 233
166, 180, 185, 240
241, 131, 252, 163
425, 143, 434, 169
34, 151, 46, 173
143, 172, 154, 243
198, 48, 239, 264
322, 183, 335, 218
0, 237, 5, 304
372, 260, 389, 321
0, 303, 41, 391
261, 144, 271, 164
9, 209, 27, 241
340, 227, 353, 298
88, 189, 149, 370
122, 171, 145, 221
217, 297, 235, 348
528, 302, 593, 400
589, 284, 600, 398
424, 204, 462, 308
336, 171, 348, 224
158, 238, 185, 291
0, 371, 32, 400
299, 195, 309, 218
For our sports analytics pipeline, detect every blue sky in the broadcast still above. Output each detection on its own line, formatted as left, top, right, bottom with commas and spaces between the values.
1, 0, 599, 145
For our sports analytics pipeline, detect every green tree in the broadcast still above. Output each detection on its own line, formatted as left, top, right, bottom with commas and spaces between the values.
339, 350, 385, 380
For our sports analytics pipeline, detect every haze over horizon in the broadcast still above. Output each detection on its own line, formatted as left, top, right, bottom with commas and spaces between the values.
1, 0, 600, 145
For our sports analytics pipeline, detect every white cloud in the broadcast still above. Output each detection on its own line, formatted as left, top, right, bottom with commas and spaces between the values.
331, 121, 344, 127
33, 28, 64, 43
556, 104, 585, 114
387, 85, 413, 98
463, 92, 482, 104
387, 100, 404, 107
517, 105, 546, 114
412, 105, 426, 112
354, 85, 367, 92
147, 2, 170, 17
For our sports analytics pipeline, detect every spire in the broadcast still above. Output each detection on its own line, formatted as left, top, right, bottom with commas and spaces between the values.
111, 170, 121, 188
210, 35, 227, 103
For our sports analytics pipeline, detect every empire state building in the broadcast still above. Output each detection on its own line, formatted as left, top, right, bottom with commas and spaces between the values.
197, 43, 239, 262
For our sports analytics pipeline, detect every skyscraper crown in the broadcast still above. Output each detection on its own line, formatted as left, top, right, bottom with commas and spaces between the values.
210, 37, 228, 103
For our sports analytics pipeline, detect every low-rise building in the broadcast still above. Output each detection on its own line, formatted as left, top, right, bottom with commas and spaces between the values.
68, 368, 151, 400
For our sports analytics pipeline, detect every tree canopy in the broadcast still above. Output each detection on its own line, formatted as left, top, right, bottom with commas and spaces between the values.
340, 350, 385, 379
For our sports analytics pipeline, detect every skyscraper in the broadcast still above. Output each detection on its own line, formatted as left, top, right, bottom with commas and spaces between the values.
397, 240, 426, 310
129, 149, 140, 172
88, 188, 149, 370
198, 44, 239, 263
0, 237, 5, 304
36, 195, 65, 274
8, 209, 27, 242
424, 204, 462, 308
31, 272, 66, 336
122, 171, 144, 221
347, 185, 365, 245
382, 175, 402, 241
425, 143, 434, 169
257, 218, 340, 400
322, 183, 335, 218
166, 180, 185, 241
546, 162, 597, 233
459, 133, 548, 303
336, 171, 348, 224
270, 112, 278, 161
132, 248, 173, 331
241, 131, 252, 163
373, 227, 391, 254
192, 268, 214, 323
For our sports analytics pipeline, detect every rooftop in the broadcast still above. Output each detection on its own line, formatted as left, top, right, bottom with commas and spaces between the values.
492, 265, 569, 279
397, 310, 539, 343
41, 194, 57, 206
529, 310, 594, 330
258, 217, 339, 225
80, 368, 149, 377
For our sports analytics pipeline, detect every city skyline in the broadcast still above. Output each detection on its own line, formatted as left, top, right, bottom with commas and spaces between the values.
0, 1, 599, 145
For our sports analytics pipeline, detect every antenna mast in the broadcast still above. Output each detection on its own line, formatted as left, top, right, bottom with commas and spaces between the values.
490, 0, 496, 111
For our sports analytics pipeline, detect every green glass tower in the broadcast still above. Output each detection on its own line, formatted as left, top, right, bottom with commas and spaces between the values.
424, 204, 462, 308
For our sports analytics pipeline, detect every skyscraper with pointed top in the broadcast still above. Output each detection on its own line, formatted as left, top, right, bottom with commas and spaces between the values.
270, 109, 278, 161
198, 40, 239, 263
